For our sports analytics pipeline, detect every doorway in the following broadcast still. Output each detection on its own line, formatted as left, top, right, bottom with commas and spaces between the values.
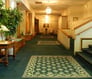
35, 18, 39, 34
62, 16, 68, 29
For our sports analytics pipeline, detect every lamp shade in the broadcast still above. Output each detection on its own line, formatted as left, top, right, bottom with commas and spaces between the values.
0, 25, 9, 31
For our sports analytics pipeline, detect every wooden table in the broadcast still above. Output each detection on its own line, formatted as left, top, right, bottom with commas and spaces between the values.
0, 41, 15, 66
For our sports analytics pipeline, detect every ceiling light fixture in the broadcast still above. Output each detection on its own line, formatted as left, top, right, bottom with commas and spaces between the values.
46, 7, 52, 14
45, 0, 52, 14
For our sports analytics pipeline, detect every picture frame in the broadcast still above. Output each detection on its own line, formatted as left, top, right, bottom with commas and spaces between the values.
73, 17, 78, 21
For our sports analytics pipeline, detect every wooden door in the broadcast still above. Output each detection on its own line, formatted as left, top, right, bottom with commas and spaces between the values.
35, 18, 39, 34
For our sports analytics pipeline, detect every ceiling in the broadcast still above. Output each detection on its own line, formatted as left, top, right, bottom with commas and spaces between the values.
28, 0, 89, 15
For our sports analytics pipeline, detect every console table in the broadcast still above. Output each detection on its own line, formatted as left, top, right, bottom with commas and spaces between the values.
0, 41, 15, 66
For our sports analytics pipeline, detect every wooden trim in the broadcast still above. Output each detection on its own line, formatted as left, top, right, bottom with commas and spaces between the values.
16, 25, 20, 37
17, 2, 22, 9
80, 38, 92, 50
26, 11, 28, 34
60, 29, 71, 38
76, 26, 92, 35
5, 0, 10, 8
74, 19, 92, 30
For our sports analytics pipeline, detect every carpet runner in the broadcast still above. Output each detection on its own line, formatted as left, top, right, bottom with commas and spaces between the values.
37, 41, 60, 45
22, 56, 91, 78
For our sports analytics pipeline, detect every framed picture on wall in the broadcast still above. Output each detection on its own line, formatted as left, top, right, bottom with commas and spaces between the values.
73, 17, 78, 21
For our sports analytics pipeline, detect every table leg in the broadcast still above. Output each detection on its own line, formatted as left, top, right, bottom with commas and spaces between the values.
13, 46, 16, 60
4, 48, 8, 66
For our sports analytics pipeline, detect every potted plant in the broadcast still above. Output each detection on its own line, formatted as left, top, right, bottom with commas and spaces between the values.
0, 1, 22, 40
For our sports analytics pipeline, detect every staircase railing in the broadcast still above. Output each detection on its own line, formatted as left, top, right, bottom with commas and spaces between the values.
76, 26, 92, 35
57, 29, 71, 49
74, 21, 92, 36
74, 19, 92, 30
61, 29, 71, 38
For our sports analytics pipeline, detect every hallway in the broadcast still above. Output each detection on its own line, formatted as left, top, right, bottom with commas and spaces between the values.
0, 35, 92, 79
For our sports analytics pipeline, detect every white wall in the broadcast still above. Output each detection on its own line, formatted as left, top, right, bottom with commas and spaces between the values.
74, 28, 92, 54
58, 16, 62, 29
57, 29, 70, 49
67, 6, 84, 29
84, 0, 92, 18
20, 11, 26, 34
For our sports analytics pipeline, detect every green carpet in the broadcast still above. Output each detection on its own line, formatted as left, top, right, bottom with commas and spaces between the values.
0, 35, 92, 79
22, 56, 91, 78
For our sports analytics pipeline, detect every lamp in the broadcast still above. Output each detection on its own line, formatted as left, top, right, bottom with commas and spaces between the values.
0, 25, 9, 41
0, 25, 9, 31
10, 0, 16, 9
